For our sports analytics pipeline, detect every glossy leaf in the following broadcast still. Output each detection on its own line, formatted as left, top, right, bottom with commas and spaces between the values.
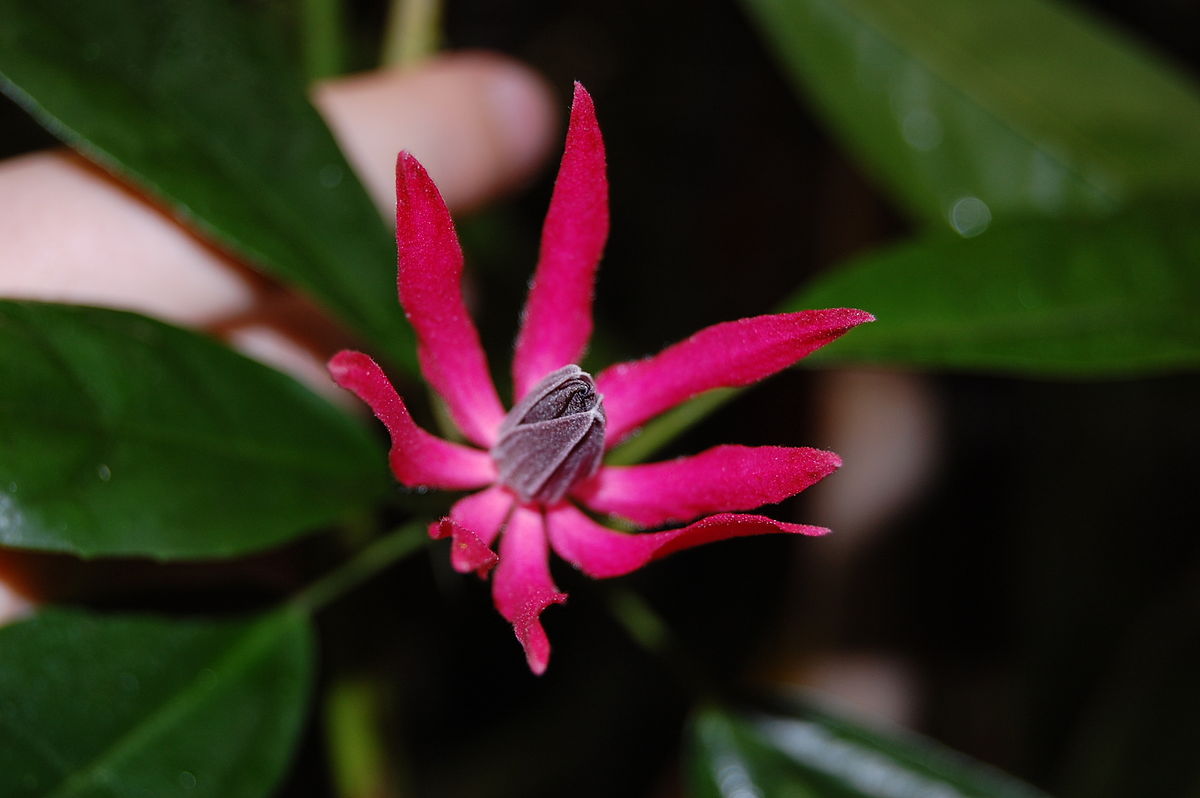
0, 607, 313, 798
0, 0, 414, 369
688, 700, 1051, 798
789, 205, 1200, 375
0, 301, 389, 558
742, 0, 1200, 230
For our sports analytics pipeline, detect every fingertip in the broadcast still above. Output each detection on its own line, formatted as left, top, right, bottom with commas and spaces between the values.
315, 53, 559, 213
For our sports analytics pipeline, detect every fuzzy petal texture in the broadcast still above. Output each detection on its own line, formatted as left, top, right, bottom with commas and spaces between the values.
328, 350, 496, 489
596, 309, 875, 445
447, 484, 514, 548
492, 506, 568, 675
574, 445, 841, 527
428, 485, 514, 575
547, 504, 829, 579
511, 83, 608, 400
429, 518, 499, 575
395, 153, 505, 446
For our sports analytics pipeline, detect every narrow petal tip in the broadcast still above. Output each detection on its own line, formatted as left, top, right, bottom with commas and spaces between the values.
820, 449, 844, 472
572, 81, 592, 104
839, 308, 876, 326
394, 151, 421, 184
327, 349, 368, 383
514, 592, 568, 675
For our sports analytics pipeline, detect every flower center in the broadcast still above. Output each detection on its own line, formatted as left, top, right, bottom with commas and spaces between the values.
491, 365, 606, 505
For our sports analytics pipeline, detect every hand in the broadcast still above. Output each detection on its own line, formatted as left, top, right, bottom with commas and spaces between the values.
0, 52, 557, 392
0, 52, 557, 620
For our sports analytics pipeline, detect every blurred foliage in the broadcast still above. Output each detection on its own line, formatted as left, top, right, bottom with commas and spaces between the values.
688, 698, 1051, 798
741, 0, 1200, 229
0, 607, 312, 798
792, 203, 1200, 374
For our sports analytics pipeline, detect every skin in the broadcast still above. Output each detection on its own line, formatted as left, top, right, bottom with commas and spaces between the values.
0, 53, 559, 617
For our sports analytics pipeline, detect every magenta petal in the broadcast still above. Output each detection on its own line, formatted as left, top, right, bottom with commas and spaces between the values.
491, 506, 567, 675
328, 350, 496, 489
511, 83, 609, 400
429, 519, 500, 576
429, 485, 513, 576
546, 504, 829, 580
574, 445, 842, 527
447, 484, 514, 548
596, 309, 875, 445
395, 153, 505, 447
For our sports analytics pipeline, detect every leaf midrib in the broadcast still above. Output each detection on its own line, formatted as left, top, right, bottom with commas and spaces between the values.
39, 613, 299, 798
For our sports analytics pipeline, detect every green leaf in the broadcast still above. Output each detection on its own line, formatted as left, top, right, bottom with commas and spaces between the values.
741, 0, 1200, 230
0, 301, 389, 558
789, 204, 1200, 375
687, 700, 1051, 798
0, 607, 313, 798
0, 0, 414, 370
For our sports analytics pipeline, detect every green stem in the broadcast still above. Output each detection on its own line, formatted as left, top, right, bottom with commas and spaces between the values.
607, 587, 718, 700
292, 522, 428, 614
299, 0, 347, 80
325, 676, 404, 798
382, 0, 443, 67
607, 388, 739, 466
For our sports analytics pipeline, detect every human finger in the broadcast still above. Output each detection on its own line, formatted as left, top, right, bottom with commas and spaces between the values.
0, 53, 558, 329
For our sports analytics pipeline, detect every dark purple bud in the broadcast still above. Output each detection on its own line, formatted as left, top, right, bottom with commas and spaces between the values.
492, 365, 606, 504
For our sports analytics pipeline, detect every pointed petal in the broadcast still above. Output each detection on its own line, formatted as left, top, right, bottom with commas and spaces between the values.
574, 445, 841, 527
492, 506, 567, 674
395, 152, 505, 446
429, 485, 513, 575
596, 309, 875, 445
328, 350, 495, 489
511, 83, 609, 400
546, 504, 829, 579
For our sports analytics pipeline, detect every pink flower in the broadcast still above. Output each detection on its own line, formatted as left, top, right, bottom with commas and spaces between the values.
329, 84, 873, 674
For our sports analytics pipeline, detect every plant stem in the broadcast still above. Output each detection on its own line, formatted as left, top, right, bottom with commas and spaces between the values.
606, 389, 739, 466
299, 0, 347, 80
325, 676, 405, 798
382, 0, 442, 67
292, 522, 428, 614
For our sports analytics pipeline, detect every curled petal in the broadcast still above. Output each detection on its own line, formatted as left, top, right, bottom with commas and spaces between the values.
328, 350, 495, 489
512, 83, 609, 400
596, 309, 875, 445
429, 485, 514, 575
574, 445, 841, 527
546, 504, 829, 580
429, 519, 499, 576
395, 153, 505, 446
492, 506, 567, 675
